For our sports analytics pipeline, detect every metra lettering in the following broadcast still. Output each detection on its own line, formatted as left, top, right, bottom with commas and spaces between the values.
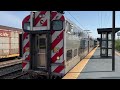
0, 32, 9, 37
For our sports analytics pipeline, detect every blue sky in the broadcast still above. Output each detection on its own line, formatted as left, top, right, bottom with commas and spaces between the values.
0, 11, 120, 39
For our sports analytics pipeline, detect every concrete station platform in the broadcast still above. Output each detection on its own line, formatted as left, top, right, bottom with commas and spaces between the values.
63, 46, 120, 79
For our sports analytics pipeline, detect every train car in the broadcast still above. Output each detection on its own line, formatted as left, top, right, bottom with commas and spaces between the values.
22, 11, 95, 79
94, 40, 98, 47
0, 25, 22, 60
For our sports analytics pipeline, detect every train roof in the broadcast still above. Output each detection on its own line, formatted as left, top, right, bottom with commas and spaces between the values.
65, 17, 89, 37
0, 25, 22, 31
65, 17, 83, 31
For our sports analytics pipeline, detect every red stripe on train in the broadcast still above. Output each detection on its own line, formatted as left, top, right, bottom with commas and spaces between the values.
23, 42, 30, 53
25, 55, 30, 61
51, 31, 55, 35
22, 62, 27, 68
34, 11, 47, 26
59, 15, 64, 21
51, 47, 63, 63
51, 31, 63, 50
53, 65, 64, 73
51, 12, 57, 20
22, 15, 30, 28
23, 32, 28, 40
42, 20, 47, 26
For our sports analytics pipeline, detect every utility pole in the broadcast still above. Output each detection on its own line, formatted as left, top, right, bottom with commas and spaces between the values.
112, 11, 115, 71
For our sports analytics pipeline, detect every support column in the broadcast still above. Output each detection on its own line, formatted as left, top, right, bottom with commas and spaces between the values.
112, 11, 115, 71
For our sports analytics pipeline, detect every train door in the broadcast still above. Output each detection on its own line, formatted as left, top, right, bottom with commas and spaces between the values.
31, 33, 50, 72
37, 34, 47, 68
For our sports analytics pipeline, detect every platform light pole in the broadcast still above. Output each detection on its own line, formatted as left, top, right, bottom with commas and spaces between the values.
112, 11, 115, 71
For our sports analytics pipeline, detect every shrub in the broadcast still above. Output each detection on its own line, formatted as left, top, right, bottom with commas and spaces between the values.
115, 39, 120, 51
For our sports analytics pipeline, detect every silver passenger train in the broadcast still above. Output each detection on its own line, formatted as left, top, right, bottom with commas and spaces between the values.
64, 18, 95, 73
22, 11, 96, 79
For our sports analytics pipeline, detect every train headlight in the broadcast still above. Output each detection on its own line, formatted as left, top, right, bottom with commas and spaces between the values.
57, 56, 60, 60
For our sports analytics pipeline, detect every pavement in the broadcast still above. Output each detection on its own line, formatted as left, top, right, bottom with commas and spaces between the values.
77, 47, 120, 79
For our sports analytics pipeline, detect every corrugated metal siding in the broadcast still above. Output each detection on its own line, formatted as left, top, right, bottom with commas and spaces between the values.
0, 25, 22, 31
4, 37, 8, 43
0, 44, 2, 48
3, 49, 9, 55
11, 38, 15, 43
15, 38, 19, 43
11, 44, 15, 49
3, 37, 9, 43
15, 32, 19, 37
0, 25, 22, 58
11, 38, 19, 43
0, 37, 4, 43
2, 44, 9, 49
0, 50, 2, 55
0, 44, 9, 49
10, 32, 15, 37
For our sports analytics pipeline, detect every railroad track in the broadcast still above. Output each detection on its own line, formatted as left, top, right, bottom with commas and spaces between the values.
1, 70, 29, 79
0, 59, 29, 79
10, 72, 29, 79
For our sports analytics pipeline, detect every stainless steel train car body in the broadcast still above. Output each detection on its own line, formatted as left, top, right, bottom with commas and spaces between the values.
63, 18, 92, 73
22, 11, 95, 78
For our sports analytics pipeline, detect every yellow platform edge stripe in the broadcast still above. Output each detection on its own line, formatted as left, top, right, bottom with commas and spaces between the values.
62, 46, 98, 79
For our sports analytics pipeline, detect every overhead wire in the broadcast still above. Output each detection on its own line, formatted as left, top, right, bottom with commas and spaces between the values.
67, 11, 87, 30
98, 11, 100, 28
101, 11, 102, 28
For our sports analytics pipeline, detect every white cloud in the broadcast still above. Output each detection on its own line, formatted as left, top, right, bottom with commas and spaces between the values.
0, 11, 26, 29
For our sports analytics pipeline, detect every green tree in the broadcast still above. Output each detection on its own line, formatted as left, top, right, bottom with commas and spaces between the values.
115, 39, 120, 51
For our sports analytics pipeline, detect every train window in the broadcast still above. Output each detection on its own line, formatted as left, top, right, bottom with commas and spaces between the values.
68, 23, 71, 31
66, 50, 72, 61
74, 49, 77, 57
70, 24, 74, 32
66, 22, 74, 34
23, 22, 30, 30
52, 20, 63, 30
80, 40, 85, 49
39, 38, 46, 49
